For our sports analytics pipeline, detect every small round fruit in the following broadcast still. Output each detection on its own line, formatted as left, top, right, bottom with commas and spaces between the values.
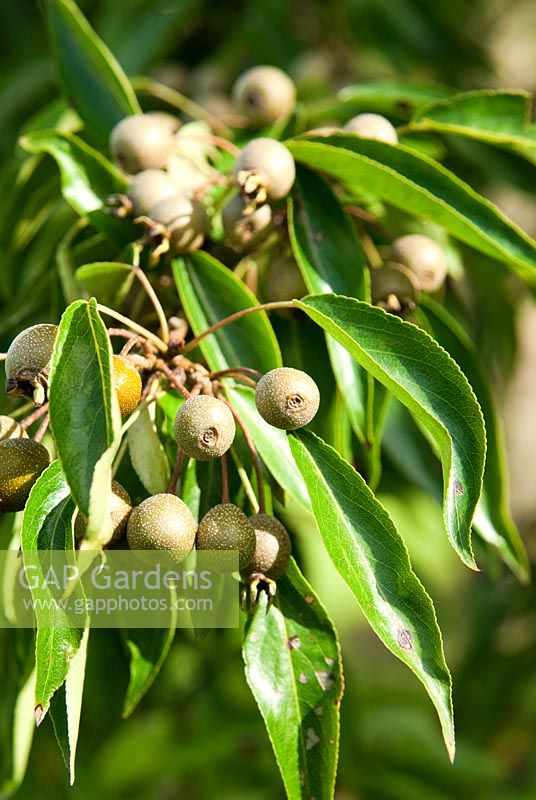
232, 65, 296, 127
234, 138, 295, 202
113, 355, 142, 416
110, 114, 177, 174
222, 193, 272, 247
5, 323, 58, 405
265, 254, 307, 302
343, 113, 398, 144
0, 415, 26, 440
149, 194, 207, 254
0, 439, 50, 512
390, 234, 448, 292
127, 493, 197, 562
371, 263, 419, 315
245, 514, 291, 579
196, 503, 256, 570
174, 396, 235, 461
255, 367, 319, 430
74, 480, 131, 545
127, 169, 179, 216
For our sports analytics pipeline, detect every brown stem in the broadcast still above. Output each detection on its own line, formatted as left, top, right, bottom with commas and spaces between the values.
211, 367, 262, 381
33, 415, 50, 443
21, 402, 49, 430
182, 301, 295, 354
167, 449, 185, 495
221, 453, 230, 504
132, 264, 170, 344
119, 335, 146, 357
157, 361, 191, 399
98, 304, 168, 353
219, 394, 266, 514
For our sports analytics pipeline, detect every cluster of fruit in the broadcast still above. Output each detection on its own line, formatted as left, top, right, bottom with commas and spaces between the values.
0, 312, 319, 589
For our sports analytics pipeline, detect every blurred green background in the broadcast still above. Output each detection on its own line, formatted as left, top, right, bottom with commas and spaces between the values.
1, 1, 536, 797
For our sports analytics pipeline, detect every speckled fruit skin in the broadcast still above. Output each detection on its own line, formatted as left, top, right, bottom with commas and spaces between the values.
127, 169, 178, 216
0, 415, 27, 440
343, 113, 398, 144
5, 324, 58, 400
245, 514, 291, 578
113, 356, 142, 416
74, 480, 132, 545
174, 396, 236, 460
110, 114, 177, 174
391, 234, 448, 292
232, 65, 296, 127
221, 193, 272, 247
255, 367, 320, 430
196, 503, 256, 570
149, 194, 207, 254
0, 439, 50, 512
234, 138, 296, 201
371, 263, 419, 306
127, 494, 197, 563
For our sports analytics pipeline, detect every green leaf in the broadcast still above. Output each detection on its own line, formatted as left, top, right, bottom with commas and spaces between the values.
172, 253, 281, 373
296, 294, 486, 569
49, 628, 89, 785
128, 405, 170, 495
49, 299, 121, 544
19, 131, 132, 246
285, 135, 536, 281
288, 166, 370, 444
123, 620, 177, 718
43, 0, 140, 141
75, 261, 135, 306
243, 559, 343, 800
417, 298, 529, 582
409, 90, 536, 153
337, 80, 451, 115
20, 461, 83, 721
290, 430, 454, 760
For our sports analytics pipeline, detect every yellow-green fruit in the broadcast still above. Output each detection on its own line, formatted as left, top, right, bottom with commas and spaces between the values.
255, 367, 319, 430
5, 324, 58, 405
127, 493, 197, 562
265, 255, 307, 303
74, 480, 132, 545
149, 194, 208, 254
0, 415, 27, 440
127, 169, 178, 216
245, 514, 291, 578
0, 439, 50, 512
113, 355, 142, 416
221, 193, 272, 247
232, 65, 296, 127
371, 263, 419, 315
174, 396, 235, 461
196, 503, 256, 570
234, 138, 296, 201
343, 113, 398, 144
110, 114, 177, 174
391, 234, 448, 292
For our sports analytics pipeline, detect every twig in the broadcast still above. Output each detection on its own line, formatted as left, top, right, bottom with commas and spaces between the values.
211, 367, 262, 381
131, 264, 170, 344
182, 301, 295, 354
167, 449, 185, 495
98, 304, 168, 353
221, 453, 230, 504
219, 394, 266, 514
157, 361, 191, 399
21, 402, 49, 430
33, 415, 50, 443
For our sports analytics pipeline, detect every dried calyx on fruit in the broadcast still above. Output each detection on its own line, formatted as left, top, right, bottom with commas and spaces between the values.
126, 169, 179, 217
74, 480, 132, 545
110, 113, 179, 174
5, 324, 58, 406
371, 263, 419, 316
221, 193, 272, 248
391, 234, 448, 293
127, 493, 197, 563
0, 439, 50, 513
146, 194, 208, 255
255, 367, 320, 430
196, 503, 256, 570
234, 138, 296, 208
244, 513, 291, 579
174, 395, 235, 460
343, 113, 398, 144
0, 415, 26, 440
232, 65, 296, 127
113, 355, 142, 416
